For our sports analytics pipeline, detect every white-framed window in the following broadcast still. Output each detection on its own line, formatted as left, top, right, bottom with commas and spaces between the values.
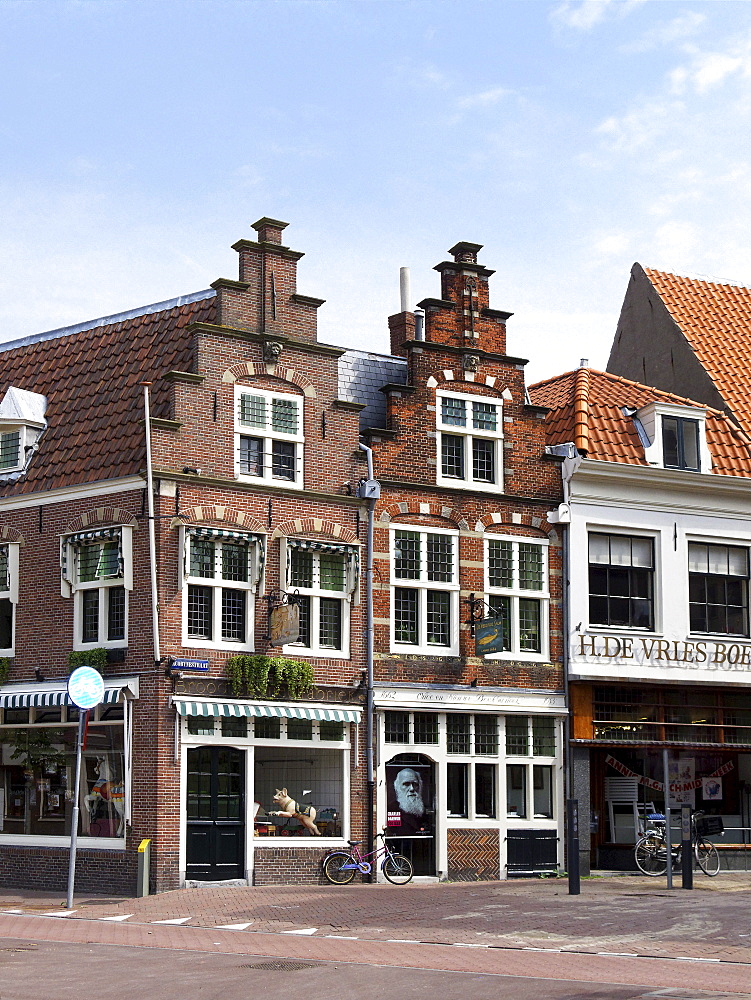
688, 541, 749, 637
61, 527, 133, 650
636, 402, 711, 473
505, 715, 558, 821
0, 387, 47, 478
234, 385, 304, 488
0, 543, 19, 655
436, 390, 503, 491
281, 540, 359, 658
390, 525, 459, 655
181, 527, 264, 650
484, 536, 549, 658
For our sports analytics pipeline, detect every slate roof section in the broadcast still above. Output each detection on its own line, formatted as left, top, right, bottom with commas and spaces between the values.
643, 267, 751, 435
0, 292, 216, 497
530, 367, 751, 477
339, 349, 407, 429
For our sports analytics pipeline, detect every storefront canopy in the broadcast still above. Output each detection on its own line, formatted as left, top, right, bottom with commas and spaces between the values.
0, 677, 139, 709
173, 699, 361, 723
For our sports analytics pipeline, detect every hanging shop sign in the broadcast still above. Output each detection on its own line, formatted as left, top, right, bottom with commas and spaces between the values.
269, 603, 300, 647
474, 617, 507, 656
605, 754, 734, 793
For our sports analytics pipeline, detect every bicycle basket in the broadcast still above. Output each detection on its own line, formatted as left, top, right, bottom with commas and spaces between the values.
695, 815, 724, 837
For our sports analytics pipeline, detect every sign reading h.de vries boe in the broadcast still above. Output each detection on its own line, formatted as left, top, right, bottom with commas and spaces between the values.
577, 633, 751, 670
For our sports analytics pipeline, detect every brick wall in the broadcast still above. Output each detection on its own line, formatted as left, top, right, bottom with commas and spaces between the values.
447, 828, 500, 881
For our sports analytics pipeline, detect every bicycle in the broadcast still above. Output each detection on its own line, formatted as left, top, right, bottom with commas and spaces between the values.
323, 832, 414, 885
634, 811, 721, 877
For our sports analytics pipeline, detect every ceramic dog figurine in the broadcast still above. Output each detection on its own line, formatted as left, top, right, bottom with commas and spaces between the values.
269, 788, 321, 835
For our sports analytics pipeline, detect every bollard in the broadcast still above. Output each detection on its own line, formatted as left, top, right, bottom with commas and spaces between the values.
137, 839, 151, 897
567, 799, 580, 895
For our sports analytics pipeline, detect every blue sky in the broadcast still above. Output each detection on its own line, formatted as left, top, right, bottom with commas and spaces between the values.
2, 0, 751, 382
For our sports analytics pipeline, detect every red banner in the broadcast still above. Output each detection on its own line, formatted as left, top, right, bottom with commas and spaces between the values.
605, 755, 733, 793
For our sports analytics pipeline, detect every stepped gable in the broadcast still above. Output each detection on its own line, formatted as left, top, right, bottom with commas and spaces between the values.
0, 293, 216, 496
530, 367, 751, 476
643, 267, 751, 434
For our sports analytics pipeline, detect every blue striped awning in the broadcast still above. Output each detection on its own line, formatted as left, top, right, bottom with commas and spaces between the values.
173, 700, 361, 723
0, 685, 124, 709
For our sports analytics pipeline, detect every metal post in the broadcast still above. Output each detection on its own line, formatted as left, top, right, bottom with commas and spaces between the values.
663, 748, 673, 889
66, 711, 87, 909
567, 798, 580, 895
137, 839, 152, 897
681, 805, 693, 889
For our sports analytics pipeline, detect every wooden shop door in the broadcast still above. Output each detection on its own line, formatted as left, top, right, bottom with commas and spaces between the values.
186, 746, 245, 881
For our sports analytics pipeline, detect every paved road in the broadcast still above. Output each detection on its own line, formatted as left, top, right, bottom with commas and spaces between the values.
2, 875, 751, 997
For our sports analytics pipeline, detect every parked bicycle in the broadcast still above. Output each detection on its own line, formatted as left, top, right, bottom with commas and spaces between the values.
323, 832, 414, 885
634, 811, 721, 877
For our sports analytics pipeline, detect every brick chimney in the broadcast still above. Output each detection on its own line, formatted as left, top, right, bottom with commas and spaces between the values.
416, 241, 511, 356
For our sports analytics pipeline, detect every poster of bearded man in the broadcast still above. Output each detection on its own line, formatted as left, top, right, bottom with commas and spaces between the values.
385, 762, 433, 836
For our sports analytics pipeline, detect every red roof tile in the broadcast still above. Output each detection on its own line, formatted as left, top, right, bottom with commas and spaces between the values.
530, 367, 751, 477
644, 267, 751, 435
0, 295, 216, 497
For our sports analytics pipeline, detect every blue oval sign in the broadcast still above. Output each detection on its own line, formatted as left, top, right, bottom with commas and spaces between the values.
67, 666, 105, 710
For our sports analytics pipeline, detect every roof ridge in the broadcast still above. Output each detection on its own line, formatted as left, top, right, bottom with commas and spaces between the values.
0, 288, 216, 356
643, 265, 751, 292
573, 367, 591, 456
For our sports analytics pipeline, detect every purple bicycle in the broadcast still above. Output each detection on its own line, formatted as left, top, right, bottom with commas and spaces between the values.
323, 832, 414, 885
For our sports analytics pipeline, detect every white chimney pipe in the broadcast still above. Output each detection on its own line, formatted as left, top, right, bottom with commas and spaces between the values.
399, 267, 411, 313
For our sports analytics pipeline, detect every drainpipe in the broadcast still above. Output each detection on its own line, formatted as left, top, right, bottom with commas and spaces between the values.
142, 383, 161, 664
357, 443, 380, 878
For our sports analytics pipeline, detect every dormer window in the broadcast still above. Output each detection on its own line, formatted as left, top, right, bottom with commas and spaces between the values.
635, 402, 710, 473
0, 386, 47, 477
662, 416, 700, 471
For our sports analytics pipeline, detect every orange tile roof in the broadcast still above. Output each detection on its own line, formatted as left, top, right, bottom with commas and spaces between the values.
644, 267, 751, 435
0, 294, 216, 496
530, 367, 751, 477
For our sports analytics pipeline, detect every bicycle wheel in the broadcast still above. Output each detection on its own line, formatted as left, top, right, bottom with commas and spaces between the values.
382, 852, 413, 885
323, 852, 357, 885
635, 833, 668, 876
695, 839, 720, 877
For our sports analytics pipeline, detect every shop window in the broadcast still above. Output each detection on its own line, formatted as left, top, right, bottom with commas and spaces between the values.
475, 763, 496, 818
532, 717, 556, 756
283, 540, 359, 658
391, 527, 459, 655
287, 718, 313, 740
0, 719, 126, 840
385, 712, 438, 745
507, 765, 527, 818
254, 746, 344, 838
689, 542, 749, 637
533, 766, 554, 819
63, 527, 132, 650
506, 716, 529, 755
506, 716, 558, 821
0, 543, 19, 654
319, 721, 345, 742
474, 715, 498, 755
187, 717, 215, 736
485, 537, 548, 656
255, 717, 281, 740
413, 713, 438, 744
436, 390, 503, 491
588, 533, 654, 629
447, 714, 471, 754
447, 762, 468, 818
445, 762, 498, 821
235, 386, 304, 488
182, 527, 264, 650
385, 712, 410, 743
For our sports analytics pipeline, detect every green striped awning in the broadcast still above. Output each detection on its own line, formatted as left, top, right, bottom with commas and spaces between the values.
173, 700, 361, 723
1, 685, 124, 709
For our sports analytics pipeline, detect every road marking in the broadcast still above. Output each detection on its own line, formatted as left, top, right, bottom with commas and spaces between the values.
42, 910, 77, 917
674, 956, 721, 963
387, 939, 420, 943
2, 909, 24, 914
214, 922, 252, 930
452, 942, 490, 948
597, 952, 638, 957
282, 927, 318, 935
522, 947, 561, 952
151, 917, 192, 925
99, 914, 133, 922
325, 935, 358, 940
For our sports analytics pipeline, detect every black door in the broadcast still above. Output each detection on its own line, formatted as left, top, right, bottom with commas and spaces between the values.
186, 746, 245, 881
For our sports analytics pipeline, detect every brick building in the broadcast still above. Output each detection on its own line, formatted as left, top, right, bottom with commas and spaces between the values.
0, 222, 566, 893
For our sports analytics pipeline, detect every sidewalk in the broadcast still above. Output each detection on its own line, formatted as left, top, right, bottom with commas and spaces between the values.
2, 871, 750, 965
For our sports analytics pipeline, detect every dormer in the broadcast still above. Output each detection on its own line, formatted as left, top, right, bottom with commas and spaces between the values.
0, 386, 47, 478
634, 401, 711, 473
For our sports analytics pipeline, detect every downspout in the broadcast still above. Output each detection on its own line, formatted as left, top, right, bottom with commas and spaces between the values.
142, 383, 161, 664
358, 442, 380, 878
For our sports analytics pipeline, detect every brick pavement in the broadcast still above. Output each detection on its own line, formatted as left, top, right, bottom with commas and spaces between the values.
2, 872, 750, 967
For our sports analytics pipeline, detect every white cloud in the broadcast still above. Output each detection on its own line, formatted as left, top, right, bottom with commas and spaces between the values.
622, 11, 705, 53
550, 0, 644, 32
593, 232, 631, 256
456, 87, 512, 110
596, 98, 682, 152
653, 220, 700, 264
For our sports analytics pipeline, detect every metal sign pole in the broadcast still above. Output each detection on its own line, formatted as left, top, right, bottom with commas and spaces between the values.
663, 748, 673, 890
66, 710, 87, 909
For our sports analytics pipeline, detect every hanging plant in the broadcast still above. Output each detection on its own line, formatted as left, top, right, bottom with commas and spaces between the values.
68, 649, 108, 671
0, 657, 9, 687
226, 654, 313, 700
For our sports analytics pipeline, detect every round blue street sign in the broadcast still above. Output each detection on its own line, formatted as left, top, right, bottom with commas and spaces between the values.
67, 666, 105, 710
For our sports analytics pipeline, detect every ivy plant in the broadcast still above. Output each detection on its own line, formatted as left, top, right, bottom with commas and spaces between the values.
0, 656, 9, 686
226, 654, 313, 701
68, 648, 108, 671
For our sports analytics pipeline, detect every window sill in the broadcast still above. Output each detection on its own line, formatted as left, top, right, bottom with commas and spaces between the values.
436, 478, 503, 493
282, 645, 350, 660
182, 639, 255, 652
0, 834, 126, 851
236, 473, 303, 490
72, 641, 128, 652
391, 644, 460, 657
